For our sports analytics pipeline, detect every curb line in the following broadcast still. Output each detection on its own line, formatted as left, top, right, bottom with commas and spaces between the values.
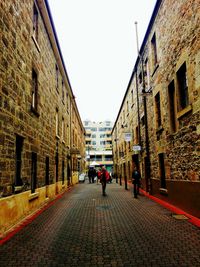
0, 187, 72, 246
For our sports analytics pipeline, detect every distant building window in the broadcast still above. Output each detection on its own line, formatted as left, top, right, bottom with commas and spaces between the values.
84, 121, 89, 126
32, 69, 38, 111
100, 141, 106, 145
91, 127, 97, 131
92, 141, 96, 145
91, 134, 96, 138
15, 135, 24, 186
176, 62, 189, 111
106, 121, 110, 126
168, 80, 176, 133
33, 4, 38, 41
31, 152, 37, 193
151, 33, 158, 68
155, 92, 162, 128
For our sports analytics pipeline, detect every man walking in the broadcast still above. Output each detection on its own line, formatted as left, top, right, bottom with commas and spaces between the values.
132, 166, 141, 198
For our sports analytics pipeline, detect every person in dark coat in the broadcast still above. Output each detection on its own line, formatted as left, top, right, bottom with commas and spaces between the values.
88, 167, 93, 183
132, 166, 141, 198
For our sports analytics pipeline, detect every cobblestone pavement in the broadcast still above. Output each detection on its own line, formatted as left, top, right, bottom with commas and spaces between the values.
0, 181, 200, 267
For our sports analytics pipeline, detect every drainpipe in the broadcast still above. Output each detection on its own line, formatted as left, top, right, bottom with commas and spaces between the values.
135, 22, 151, 193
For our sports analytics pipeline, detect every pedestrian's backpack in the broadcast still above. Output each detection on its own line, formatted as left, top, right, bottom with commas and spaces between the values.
105, 171, 110, 181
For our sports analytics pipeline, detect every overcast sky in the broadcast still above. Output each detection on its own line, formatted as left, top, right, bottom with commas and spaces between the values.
48, 0, 156, 123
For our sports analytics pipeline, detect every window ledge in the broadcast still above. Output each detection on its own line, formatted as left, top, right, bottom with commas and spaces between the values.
159, 188, 168, 195
29, 192, 39, 201
32, 35, 40, 53
177, 105, 192, 119
151, 64, 159, 77
31, 106, 39, 117
56, 134, 60, 140
156, 125, 164, 134
14, 186, 23, 193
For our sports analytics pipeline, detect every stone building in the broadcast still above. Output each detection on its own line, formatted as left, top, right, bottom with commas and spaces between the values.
112, 0, 200, 217
0, 0, 85, 234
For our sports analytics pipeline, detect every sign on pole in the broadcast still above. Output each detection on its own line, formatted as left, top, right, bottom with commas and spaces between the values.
124, 132, 132, 142
132, 145, 141, 151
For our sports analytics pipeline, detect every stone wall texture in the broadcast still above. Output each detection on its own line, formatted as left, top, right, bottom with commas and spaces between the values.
112, 0, 200, 218
0, 0, 85, 234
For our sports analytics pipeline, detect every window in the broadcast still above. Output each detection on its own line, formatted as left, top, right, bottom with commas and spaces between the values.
168, 80, 176, 133
32, 69, 38, 111
155, 92, 162, 128
33, 4, 38, 41
92, 141, 96, 145
135, 126, 139, 144
62, 160, 64, 184
100, 141, 106, 145
131, 90, 134, 105
15, 135, 24, 186
159, 153, 166, 189
91, 127, 97, 131
56, 109, 59, 137
61, 117, 64, 141
56, 64, 59, 92
45, 157, 49, 186
151, 33, 158, 68
145, 59, 150, 90
139, 72, 142, 84
177, 62, 189, 111
55, 151, 59, 182
141, 115, 145, 126
31, 152, 37, 193
91, 134, 96, 138
62, 80, 64, 103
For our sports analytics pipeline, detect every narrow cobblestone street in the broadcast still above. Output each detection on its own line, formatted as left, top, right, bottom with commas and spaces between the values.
0, 181, 200, 267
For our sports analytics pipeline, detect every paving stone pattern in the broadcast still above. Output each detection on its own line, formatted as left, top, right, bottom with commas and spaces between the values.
0, 182, 200, 267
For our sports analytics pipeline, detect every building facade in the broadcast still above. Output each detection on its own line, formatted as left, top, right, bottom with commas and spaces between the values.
0, 0, 85, 234
84, 120, 113, 172
112, 0, 200, 217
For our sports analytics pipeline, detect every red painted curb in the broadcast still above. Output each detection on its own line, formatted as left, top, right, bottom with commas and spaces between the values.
0, 188, 71, 246
139, 188, 200, 228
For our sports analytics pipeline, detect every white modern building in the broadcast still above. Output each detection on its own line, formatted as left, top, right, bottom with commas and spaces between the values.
84, 120, 113, 172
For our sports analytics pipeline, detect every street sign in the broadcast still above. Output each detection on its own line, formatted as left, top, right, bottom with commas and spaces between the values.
132, 145, 141, 151
124, 132, 132, 142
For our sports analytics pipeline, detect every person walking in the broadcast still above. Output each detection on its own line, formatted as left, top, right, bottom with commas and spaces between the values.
132, 166, 141, 198
100, 166, 109, 196
88, 167, 93, 183
97, 168, 102, 184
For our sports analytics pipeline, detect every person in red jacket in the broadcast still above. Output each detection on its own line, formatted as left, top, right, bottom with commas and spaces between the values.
100, 166, 109, 196
97, 168, 102, 184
